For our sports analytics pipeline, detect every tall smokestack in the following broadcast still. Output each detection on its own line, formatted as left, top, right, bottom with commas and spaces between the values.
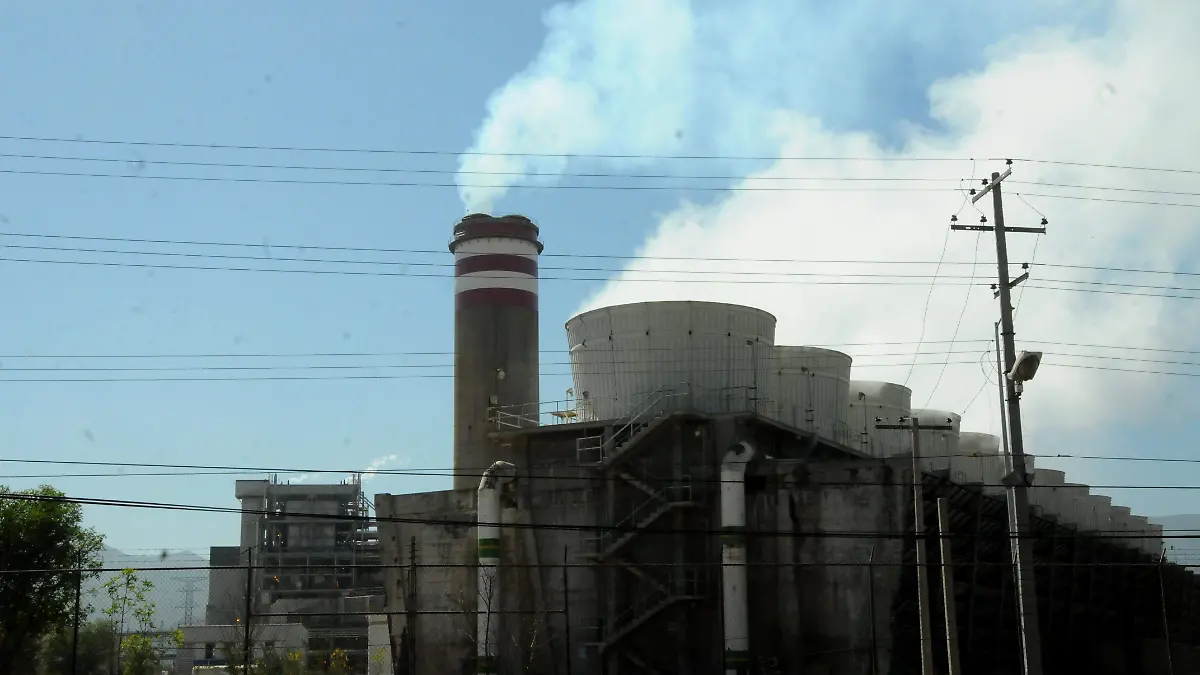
450, 214, 542, 491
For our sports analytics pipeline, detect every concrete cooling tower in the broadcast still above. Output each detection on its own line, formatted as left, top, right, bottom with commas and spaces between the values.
768, 346, 852, 445
565, 301, 777, 421
847, 381, 912, 457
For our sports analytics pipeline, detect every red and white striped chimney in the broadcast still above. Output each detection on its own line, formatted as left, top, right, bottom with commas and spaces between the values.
449, 214, 542, 490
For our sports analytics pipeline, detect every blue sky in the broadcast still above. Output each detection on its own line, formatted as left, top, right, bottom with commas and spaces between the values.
7, 0, 1195, 553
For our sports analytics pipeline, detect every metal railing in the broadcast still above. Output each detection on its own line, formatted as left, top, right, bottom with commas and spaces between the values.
604, 385, 681, 457
489, 397, 584, 429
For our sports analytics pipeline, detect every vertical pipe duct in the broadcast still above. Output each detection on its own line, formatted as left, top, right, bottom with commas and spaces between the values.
721, 441, 755, 674
477, 461, 515, 674
451, 214, 542, 491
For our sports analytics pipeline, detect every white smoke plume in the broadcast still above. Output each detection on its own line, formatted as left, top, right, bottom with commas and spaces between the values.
460, 0, 1200, 503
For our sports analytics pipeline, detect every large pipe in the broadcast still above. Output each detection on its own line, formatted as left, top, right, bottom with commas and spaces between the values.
477, 461, 515, 674
721, 441, 755, 674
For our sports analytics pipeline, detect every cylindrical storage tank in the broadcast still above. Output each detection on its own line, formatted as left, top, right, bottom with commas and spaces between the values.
1110, 506, 1133, 549
1082, 495, 1113, 532
910, 409, 961, 473
1054, 483, 1090, 528
954, 432, 999, 486
846, 381, 912, 458
450, 214, 542, 491
1128, 515, 1150, 555
1147, 522, 1164, 558
770, 346, 852, 444
1069, 490, 1104, 531
1028, 469, 1065, 517
1091, 495, 1113, 531
566, 301, 777, 422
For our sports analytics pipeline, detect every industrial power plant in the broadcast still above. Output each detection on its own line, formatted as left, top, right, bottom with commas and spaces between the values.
372, 213, 1198, 674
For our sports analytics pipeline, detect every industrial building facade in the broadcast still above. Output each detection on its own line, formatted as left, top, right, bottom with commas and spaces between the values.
196, 476, 385, 673
374, 214, 1196, 674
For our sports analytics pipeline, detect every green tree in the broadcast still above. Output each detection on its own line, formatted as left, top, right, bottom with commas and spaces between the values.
101, 569, 182, 675
326, 649, 350, 675
258, 644, 307, 675
36, 619, 117, 675
0, 485, 105, 674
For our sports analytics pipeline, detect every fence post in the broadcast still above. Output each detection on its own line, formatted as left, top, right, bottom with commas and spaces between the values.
244, 547, 253, 672
868, 545, 878, 675
71, 557, 82, 675
1159, 549, 1175, 675
563, 547, 573, 675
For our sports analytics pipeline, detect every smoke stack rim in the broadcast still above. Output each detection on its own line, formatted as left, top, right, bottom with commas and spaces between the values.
450, 213, 543, 253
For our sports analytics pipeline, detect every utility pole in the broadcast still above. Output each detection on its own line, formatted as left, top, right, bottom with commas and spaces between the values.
937, 498, 962, 675
876, 416, 953, 675
1159, 547, 1175, 675
244, 547, 253, 671
951, 160, 1047, 675
71, 556, 82, 675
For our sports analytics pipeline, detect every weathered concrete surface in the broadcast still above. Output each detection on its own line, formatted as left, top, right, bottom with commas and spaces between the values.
375, 443, 599, 675
376, 488, 478, 674
377, 414, 1200, 675
749, 459, 908, 675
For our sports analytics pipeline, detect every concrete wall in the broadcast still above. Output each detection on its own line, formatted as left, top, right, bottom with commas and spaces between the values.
176, 623, 307, 674
205, 546, 244, 625
749, 459, 907, 675
375, 427, 602, 675
376, 415, 1200, 675
376, 418, 908, 675
376, 488, 477, 674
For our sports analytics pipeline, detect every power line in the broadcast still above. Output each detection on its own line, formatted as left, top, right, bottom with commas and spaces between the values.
0, 490, 1185, 541
0, 242, 1030, 279
0, 255, 1003, 285
5, 136, 1200, 174
1, 360, 1199, 382
0, 134, 979, 162
1014, 191, 1200, 210
3, 231, 1194, 278
0, 151, 969, 182
7, 253, 1200, 299
1010, 157, 1200, 176
0, 167, 963, 192
7, 454, 1200, 481
0, 340, 1000, 359
20, 337, 1200, 360
0, 165, 1195, 207
2, 350, 1200, 372
4, 148, 1195, 195
923, 230, 984, 406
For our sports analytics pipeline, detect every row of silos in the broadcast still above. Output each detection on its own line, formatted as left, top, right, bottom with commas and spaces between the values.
563, 301, 1161, 556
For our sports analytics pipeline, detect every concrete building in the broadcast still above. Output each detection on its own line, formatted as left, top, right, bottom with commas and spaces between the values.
205, 545, 243, 625
373, 216, 1200, 674
202, 476, 384, 670
176, 623, 308, 674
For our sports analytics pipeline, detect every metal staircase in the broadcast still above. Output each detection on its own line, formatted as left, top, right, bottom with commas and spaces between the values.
594, 570, 702, 654
574, 385, 682, 467
585, 480, 696, 561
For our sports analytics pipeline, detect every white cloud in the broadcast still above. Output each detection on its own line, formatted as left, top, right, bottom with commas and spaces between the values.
568, 1, 1200, 487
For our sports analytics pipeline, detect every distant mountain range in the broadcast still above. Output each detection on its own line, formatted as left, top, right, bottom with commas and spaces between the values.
87, 547, 210, 629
